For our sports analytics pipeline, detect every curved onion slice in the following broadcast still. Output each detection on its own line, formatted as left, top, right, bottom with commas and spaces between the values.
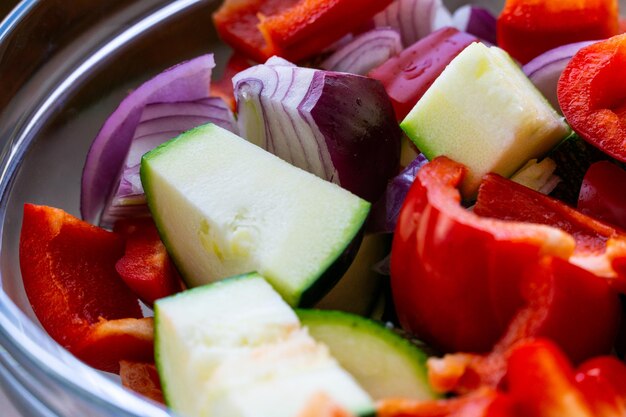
81, 54, 215, 224
452, 5, 496, 45
522, 41, 597, 110
234, 59, 401, 202
368, 154, 429, 234
100, 97, 236, 228
373, 0, 452, 47
320, 28, 403, 75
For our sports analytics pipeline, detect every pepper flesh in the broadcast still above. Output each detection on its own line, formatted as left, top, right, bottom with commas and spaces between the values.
497, 0, 619, 64
213, 0, 391, 63
19, 204, 152, 372
391, 157, 622, 358
19, 204, 142, 347
558, 33, 626, 163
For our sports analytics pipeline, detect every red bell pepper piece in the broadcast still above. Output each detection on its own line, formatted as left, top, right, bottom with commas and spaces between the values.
114, 218, 183, 306
575, 356, 626, 416
213, 0, 391, 63
475, 172, 626, 271
506, 339, 595, 417
558, 34, 626, 163
476, 172, 626, 291
119, 360, 164, 404
258, 0, 393, 63
578, 161, 626, 230
368, 28, 478, 121
497, 0, 619, 64
19, 204, 142, 349
377, 387, 517, 417
213, 0, 296, 63
426, 257, 621, 393
620, 17, 626, 33
391, 157, 622, 359
73, 317, 154, 373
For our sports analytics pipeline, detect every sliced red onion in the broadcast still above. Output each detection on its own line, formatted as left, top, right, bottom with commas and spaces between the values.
373, 0, 452, 47
81, 54, 215, 224
320, 28, 403, 75
522, 41, 597, 110
99, 97, 236, 228
234, 60, 401, 202
452, 5, 496, 45
367, 153, 429, 233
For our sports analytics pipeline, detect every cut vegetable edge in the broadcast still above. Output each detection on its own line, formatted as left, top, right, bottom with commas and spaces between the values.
154, 273, 375, 417
297, 309, 438, 401
140, 123, 371, 307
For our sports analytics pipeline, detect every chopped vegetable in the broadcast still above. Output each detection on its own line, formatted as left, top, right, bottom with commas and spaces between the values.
19, 204, 144, 371
558, 33, 626, 164
368, 153, 429, 234
141, 123, 369, 307
373, 0, 453, 48
101, 97, 236, 228
547, 132, 619, 205
452, 5, 497, 45
298, 309, 436, 400
578, 161, 626, 230
476, 172, 626, 284
522, 41, 597, 110
213, 0, 391, 63
155, 273, 374, 417
506, 339, 594, 416
401, 42, 569, 198
234, 58, 401, 202
509, 158, 560, 195
72, 317, 154, 373
391, 157, 621, 358
114, 218, 184, 305
377, 387, 512, 417
81, 54, 215, 225
497, 0, 619, 64
119, 361, 164, 404
320, 28, 403, 75
369, 27, 477, 121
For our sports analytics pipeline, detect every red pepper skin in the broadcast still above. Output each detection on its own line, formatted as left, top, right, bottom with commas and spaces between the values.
258, 0, 392, 63
506, 339, 595, 417
213, 0, 298, 63
391, 158, 621, 359
213, 0, 391, 63
558, 34, 626, 163
19, 204, 142, 350
73, 317, 154, 373
497, 0, 619, 64
502, 257, 620, 364
119, 360, 164, 404
377, 388, 517, 417
114, 218, 183, 306
368, 28, 477, 121
578, 161, 626, 230
575, 356, 626, 416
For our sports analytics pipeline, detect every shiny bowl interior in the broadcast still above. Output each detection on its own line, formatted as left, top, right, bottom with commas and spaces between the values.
0, 0, 620, 416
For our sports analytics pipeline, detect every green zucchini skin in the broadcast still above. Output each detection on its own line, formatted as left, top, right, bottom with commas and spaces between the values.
297, 309, 438, 401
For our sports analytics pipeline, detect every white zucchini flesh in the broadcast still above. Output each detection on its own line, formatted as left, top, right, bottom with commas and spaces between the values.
141, 123, 370, 306
155, 274, 374, 417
